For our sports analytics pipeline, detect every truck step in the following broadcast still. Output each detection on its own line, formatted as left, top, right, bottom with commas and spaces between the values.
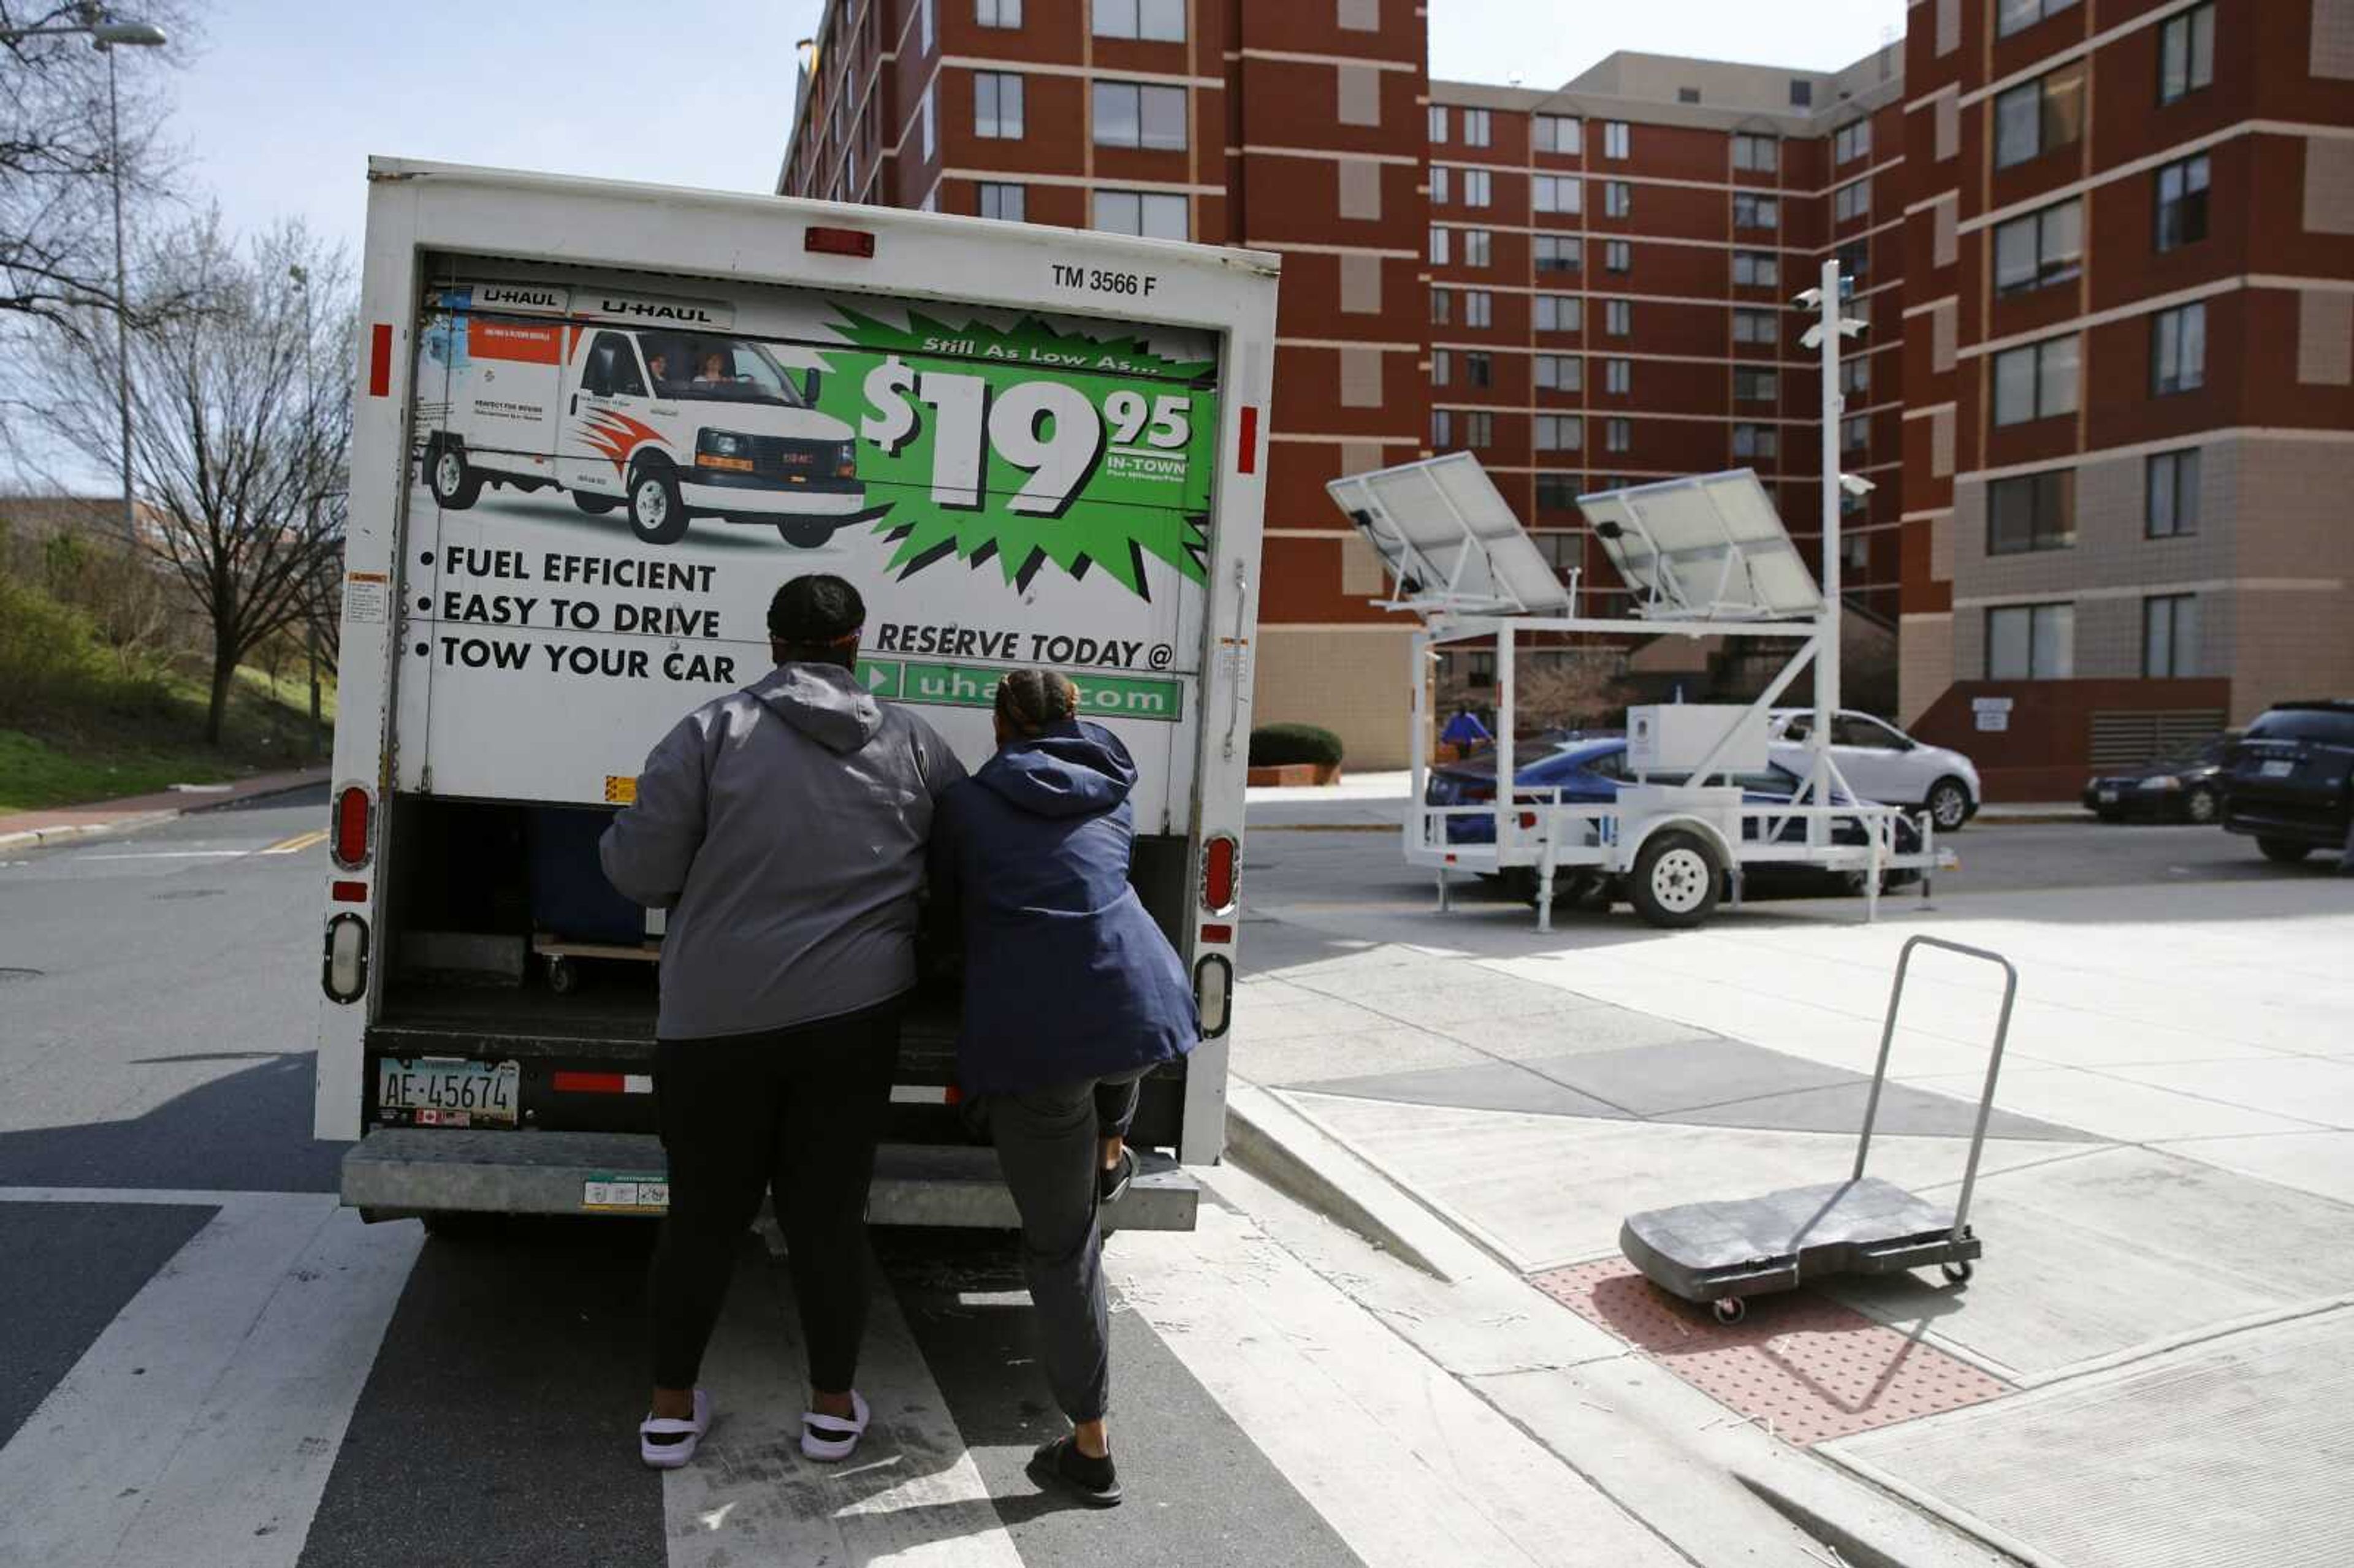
341, 1128, 1198, 1231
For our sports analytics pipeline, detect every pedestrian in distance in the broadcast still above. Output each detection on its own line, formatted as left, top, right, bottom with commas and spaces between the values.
929, 670, 1199, 1507
601, 573, 966, 1471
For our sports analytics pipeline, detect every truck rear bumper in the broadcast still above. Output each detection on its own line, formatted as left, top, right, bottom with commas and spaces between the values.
341, 1128, 1199, 1231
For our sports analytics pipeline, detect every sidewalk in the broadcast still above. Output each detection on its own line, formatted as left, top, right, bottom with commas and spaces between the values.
0, 766, 330, 850
1227, 852, 2354, 1567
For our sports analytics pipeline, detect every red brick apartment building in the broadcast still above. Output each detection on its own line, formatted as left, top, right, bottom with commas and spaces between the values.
779, 0, 2354, 796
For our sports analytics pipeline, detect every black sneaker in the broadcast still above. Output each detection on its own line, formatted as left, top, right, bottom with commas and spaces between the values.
1030, 1435, 1122, 1507
1099, 1147, 1138, 1205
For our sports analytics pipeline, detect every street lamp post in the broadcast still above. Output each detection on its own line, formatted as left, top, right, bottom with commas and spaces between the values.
0, 8, 167, 544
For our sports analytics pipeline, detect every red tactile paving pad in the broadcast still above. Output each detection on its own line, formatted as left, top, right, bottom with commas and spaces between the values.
1529, 1258, 2011, 1446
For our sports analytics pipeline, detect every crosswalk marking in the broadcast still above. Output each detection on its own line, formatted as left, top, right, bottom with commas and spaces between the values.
665, 1239, 1023, 1568
0, 1195, 421, 1568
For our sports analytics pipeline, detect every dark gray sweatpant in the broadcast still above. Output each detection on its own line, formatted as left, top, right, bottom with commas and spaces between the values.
988, 1071, 1145, 1425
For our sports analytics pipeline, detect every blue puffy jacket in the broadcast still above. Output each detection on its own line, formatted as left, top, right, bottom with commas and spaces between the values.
931, 721, 1198, 1097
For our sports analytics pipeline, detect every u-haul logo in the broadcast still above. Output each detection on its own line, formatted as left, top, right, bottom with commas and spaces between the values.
475, 283, 568, 313
593, 296, 725, 326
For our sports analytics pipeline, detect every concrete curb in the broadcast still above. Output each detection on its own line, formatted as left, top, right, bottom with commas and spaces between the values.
0, 770, 327, 853
1223, 1080, 1456, 1282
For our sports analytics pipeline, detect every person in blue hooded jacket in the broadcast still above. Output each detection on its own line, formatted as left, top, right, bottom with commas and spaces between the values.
930, 669, 1197, 1508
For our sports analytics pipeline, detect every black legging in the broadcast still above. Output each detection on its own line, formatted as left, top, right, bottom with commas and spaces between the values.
649, 1000, 901, 1393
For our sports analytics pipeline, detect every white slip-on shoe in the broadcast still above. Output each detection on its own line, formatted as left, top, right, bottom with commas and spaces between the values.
640, 1387, 711, 1469
800, 1389, 870, 1461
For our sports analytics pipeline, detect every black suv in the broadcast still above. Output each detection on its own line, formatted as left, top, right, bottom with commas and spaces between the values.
2219, 700, 2354, 863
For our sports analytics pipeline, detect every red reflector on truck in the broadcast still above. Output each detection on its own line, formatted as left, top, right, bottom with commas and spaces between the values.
553, 1071, 653, 1095
1238, 406, 1259, 474
368, 324, 392, 397
806, 226, 876, 257
331, 880, 367, 903
1201, 834, 1238, 913
1200, 923, 1234, 945
332, 786, 372, 870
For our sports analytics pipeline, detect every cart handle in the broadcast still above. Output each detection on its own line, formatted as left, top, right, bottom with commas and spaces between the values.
1852, 935, 2018, 1244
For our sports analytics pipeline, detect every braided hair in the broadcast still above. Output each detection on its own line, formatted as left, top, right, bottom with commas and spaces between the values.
994, 668, 1079, 736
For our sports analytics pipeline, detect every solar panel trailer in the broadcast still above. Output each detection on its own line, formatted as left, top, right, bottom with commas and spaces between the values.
1325, 264, 1948, 931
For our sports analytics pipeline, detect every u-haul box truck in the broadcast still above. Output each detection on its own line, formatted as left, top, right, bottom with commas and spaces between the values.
321, 159, 1278, 1230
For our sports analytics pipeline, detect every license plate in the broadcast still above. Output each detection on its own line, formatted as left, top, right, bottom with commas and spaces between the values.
377, 1056, 520, 1126
2260, 759, 2295, 778
2098, 788, 2119, 804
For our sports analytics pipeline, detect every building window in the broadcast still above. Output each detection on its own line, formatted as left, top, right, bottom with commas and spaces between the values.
1732, 251, 1780, 288
1465, 410, 1493, 447
2154, 154, 2210, 251
1534, 414, 1582, 451
974, 72, 1025, 138
1533, 174, 1580, 213
1535, 354, 1582, 391
1993, 198, 2082, 295
1534, 114, 1580, 154
2146, 448, 2201, 537
1536, 474, 1581, 511
1428, 104, 1447, 142
1842, 530, 1868, 573
977, 0, 1022, 25
1604, 240, 1630, 273
1092, 189, 1187, 238
1093, 0, 1183, 41
1460, 108, 1491, 147
1465, 289, 1492, 327
1731, 134, 1778, 172
1430, 348, 1452, 387
1838, 239, 1870, 280
1465, 351, 1493, 388
2144, 594, 2200, 677
1677, 86, 1701, 104
1834, 119, 1873, 163
1604, 181, 1631, 217
2159, 2, 2215, 105
1534, 293, 1575, 332
1463, 169, 1491, 207
1603, 121, 1630, 159
1430, 165, 1451, 205
1992, 336, 2078, 425
1998, 0, 2079, 37
1842, 413, 1869, 451
1093, 80, 1187, 149
1732, 308, 1778, 344
1789, 78, 1813, 107
1463, 229, 1491, 267
1986, 602, 2074, 679
1534, 235, 1580, 273
1835, 178, 1871, 221
1988, 468, 2075, 554
919, 0, 935, 51
1995, 63, 2085, 169
1604, 357, 1631, 394
1733, 424, 1778, 459
1430, 287, 1452, 324
2152, 302, 2206, 394
1604, 298, 1630, 336
1431, 409, 1453, 448
1734, 194, 1779, 229
1605, 417, 1631, 453
977, 181, 1026, 221
1840, 356, 1872, 395
919, 89, 935, 160
1735, 368, 1778, 402
1428, 226, 1449, 265
1466, 649, 1496, 686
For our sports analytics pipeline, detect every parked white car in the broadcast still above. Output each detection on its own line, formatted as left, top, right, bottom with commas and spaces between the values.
1767, 709, 1981, 831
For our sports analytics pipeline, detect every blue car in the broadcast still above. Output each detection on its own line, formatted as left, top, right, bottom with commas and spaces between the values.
1425, 735, 1922, 894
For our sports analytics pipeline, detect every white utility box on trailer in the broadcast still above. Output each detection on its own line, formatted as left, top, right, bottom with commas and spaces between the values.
1628, 706, 1767, 777
316, 159, 1278, 1228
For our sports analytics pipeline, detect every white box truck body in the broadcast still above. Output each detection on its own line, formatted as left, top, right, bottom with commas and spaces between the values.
318, 160, 1278, 1228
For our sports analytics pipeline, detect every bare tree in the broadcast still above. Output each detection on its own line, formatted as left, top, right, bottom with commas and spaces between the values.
25, 215, 352, 742
0, 2, 198, 327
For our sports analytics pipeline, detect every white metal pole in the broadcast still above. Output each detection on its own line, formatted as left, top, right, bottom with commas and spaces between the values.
1815, 257, 1843, 786
107, 44, 135, 547
1495, 622, 1516, 855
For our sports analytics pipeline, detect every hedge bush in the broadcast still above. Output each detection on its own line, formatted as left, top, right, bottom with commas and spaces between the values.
1249, 723, 1344, 769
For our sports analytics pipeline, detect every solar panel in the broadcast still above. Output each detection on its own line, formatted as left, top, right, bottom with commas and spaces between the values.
1325, 452, 1574, 616
1577, 470, 1823, 621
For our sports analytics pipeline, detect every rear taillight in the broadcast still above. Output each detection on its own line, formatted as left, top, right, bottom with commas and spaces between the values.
1195, 954, 1231, 1038
323, 913, 368, 1003
332, 785, 373, 870
1202, 833, 1239, 914
806, 225, 876, 257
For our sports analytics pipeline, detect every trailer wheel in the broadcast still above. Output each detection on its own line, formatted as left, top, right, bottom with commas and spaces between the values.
627, 462, 688, 545
572, 492, 620, 516
777, 519, 836, 549
1941, 1261, 1974, 1285
1628, 829, 1721, 929
428, 440, 483, 511
1711, 1297, 1747, 1326
544, 955, 579, 995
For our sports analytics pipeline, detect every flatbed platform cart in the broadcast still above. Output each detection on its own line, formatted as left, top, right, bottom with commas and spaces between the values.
1619, 935, 2018, 1324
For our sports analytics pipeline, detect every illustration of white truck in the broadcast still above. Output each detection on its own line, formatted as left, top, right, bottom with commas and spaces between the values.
416, 283, 881, 547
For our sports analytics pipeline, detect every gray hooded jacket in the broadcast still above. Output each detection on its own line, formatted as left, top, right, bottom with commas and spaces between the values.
600, 662, 965, 1040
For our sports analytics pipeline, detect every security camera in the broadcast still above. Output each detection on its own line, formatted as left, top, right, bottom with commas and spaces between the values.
1838, 473, 1875, 497
1840, 316, 1868, 338
1794, 287, 1824, 308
